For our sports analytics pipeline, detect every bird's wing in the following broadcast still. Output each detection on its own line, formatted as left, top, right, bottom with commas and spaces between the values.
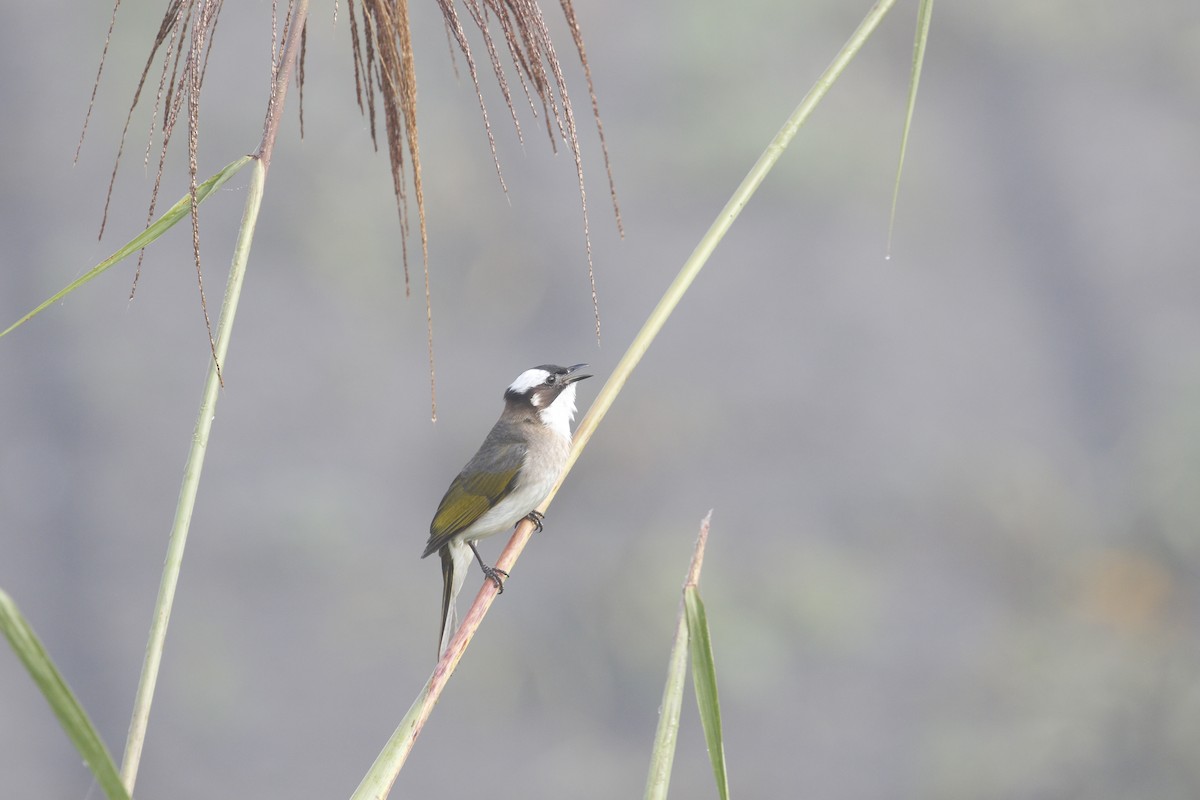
423, 434, 526, 556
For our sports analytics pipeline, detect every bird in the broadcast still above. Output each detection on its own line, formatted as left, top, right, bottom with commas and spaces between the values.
423, 363, 592, 658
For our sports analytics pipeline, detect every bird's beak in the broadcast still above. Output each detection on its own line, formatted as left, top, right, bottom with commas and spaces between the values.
564, 363, 592, 383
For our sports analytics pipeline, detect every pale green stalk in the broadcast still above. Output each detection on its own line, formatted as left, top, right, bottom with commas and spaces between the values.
119, 157, 266, 792
118, 0, 308, 784
352, 3, 899, 795
556, 0, 898, 483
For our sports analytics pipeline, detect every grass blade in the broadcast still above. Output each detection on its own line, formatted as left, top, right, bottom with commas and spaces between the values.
644, 512, 713, 800
644, 610, 691, 800
0, 589, 131, 800
885, 0, 934, 257
0, 154, 252, 340
685, 587, 729, 800
118, 156, 265, 792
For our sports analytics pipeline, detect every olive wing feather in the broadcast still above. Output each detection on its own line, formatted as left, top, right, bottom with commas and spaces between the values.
423, 434, 527, 556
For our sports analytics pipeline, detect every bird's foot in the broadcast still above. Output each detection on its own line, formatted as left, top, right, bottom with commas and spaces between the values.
481, 564, 509, 593
525, 510, 545, 533
469, 540, 509, 592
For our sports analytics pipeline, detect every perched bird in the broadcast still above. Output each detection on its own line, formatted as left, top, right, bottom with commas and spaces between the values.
423, 363, 592, 658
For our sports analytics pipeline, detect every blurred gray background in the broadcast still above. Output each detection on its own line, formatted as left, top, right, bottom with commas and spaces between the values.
3, 1, 1200, 798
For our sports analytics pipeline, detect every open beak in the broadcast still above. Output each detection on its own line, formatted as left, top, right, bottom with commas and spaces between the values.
564, 363, 592, 383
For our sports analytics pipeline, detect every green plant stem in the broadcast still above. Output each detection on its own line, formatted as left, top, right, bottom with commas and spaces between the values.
118, 157, 266, 792
562, 0, 897, 482
117, 4, 307, 787
351, 3, 899, 796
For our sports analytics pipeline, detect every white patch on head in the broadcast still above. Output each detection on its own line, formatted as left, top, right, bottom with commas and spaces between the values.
508, 368, 551, 395
538, 381, 578, 437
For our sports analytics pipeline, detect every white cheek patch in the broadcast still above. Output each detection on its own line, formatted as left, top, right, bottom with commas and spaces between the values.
508, 368, 551, 394
530, 392, 543, 407
538, 382, 578, 435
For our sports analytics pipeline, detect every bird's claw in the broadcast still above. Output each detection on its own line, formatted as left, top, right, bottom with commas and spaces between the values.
525, 510, 545, 533
481, 564, 509, 593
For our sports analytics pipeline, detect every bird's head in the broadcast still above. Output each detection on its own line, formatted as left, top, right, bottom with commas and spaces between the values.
504, 363, 592, 433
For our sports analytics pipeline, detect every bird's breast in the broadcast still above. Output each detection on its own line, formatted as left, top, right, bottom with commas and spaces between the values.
460, 429, 571, 542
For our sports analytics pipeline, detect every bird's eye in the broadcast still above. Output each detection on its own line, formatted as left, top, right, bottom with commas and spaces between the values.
545, 374, 558, 385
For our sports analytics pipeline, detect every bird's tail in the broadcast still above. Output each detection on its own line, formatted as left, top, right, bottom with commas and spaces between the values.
437, 540, 473, 659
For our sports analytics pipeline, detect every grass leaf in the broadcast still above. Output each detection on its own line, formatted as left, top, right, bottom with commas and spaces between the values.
886, 0, 934, 257
1, 154, 252, 339
686, 586, 729, 800
0, 588, 131, 800
643, 609, 691, 800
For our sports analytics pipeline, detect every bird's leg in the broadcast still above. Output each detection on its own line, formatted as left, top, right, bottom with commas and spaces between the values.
524, 510, 545, 533
469, 541, 508, 592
